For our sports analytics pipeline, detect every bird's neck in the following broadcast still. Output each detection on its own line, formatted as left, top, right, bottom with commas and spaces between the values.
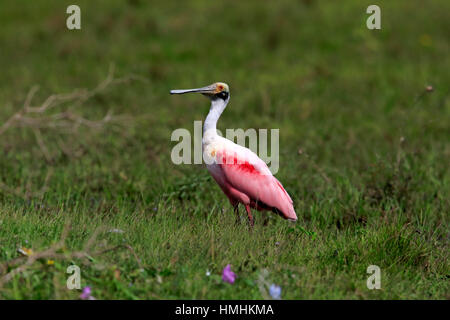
203, 98, 228, 138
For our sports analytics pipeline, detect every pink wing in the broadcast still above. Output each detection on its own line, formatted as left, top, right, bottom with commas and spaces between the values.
216, 147, 297, 220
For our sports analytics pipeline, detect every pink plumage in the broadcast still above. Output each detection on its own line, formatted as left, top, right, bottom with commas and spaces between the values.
170, 81, 297, 227
207, 147, 297, 224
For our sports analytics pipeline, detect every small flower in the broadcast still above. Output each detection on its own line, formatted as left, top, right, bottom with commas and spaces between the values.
80, 286, 95, 300
269, 284, 281, 300
426, 85, 433, 92
206, 270, 211, 277
18, 247, 34, 256
46, 260, 55, 265
222, 264, 236, 284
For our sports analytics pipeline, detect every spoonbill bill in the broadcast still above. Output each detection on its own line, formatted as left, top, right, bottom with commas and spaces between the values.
170, 82, 297, 227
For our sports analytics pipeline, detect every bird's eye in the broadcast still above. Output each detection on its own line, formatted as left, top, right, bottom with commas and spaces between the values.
218, 91, 228, 100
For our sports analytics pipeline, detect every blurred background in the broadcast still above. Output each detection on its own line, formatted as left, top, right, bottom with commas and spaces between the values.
0, 0, 448, 299
0, 0, 448, 204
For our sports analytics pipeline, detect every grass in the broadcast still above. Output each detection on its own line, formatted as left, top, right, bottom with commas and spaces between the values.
0, 0, 448, 299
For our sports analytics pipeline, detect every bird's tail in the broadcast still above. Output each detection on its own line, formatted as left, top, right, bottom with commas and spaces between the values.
274, 179, 297, 221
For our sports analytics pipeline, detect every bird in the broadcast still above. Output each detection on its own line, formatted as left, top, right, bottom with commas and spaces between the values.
170, 82, 297, 227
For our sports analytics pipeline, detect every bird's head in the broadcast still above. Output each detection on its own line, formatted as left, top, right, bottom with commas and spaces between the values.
170, 82, 229, 101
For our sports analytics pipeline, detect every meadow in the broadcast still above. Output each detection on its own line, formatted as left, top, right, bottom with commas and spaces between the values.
0, 0, 448, 299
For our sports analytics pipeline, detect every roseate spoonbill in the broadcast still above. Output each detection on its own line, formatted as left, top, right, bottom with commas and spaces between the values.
170, 82, 297, 227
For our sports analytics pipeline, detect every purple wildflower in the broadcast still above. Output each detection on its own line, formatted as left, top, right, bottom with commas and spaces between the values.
80, 286, 95, 300
222, 264, 236, 284
269, 284, 281, 300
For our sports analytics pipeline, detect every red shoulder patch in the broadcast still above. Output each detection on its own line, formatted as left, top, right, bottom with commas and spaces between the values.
220, 151, 258, 174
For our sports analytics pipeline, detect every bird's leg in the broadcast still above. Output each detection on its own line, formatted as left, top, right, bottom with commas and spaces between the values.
255, 200, 269, 226
244, 204, 254, 229
262, 211, 269, 226
233, 203, 240, 225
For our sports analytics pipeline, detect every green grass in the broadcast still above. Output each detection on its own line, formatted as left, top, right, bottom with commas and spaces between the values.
0, 0, 448, 299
